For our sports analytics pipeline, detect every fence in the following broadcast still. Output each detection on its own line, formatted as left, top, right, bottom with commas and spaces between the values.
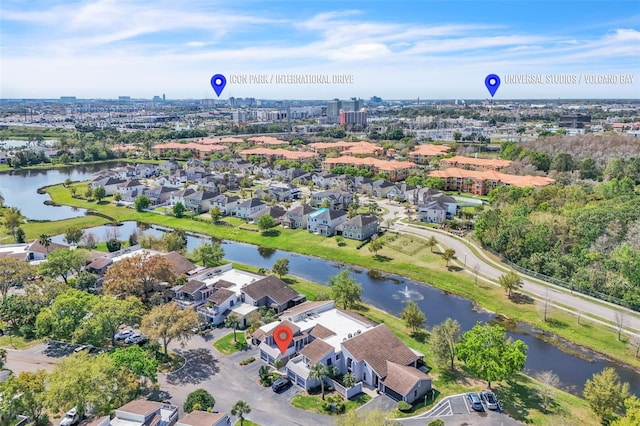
330, 378, 363, 399
482, 245, 638, 312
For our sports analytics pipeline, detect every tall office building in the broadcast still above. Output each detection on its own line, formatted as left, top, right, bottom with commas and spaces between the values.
326, 99, 341, 123
341, 97, 361, 112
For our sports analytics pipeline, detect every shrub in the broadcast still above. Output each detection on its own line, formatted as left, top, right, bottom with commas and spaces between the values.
397, 401, 412, 412
240, 356, 256, 366
428, 420, 444, 426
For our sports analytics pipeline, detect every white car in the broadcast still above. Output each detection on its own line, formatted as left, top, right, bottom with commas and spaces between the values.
115, 329, 134, 341
481, 390, 499, 410
60, 407, 80, 426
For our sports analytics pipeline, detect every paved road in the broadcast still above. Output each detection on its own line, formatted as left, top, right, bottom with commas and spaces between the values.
375, 198, 640, 336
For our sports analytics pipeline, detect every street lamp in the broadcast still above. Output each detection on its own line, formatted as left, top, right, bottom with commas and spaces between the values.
464, 254, 467, 267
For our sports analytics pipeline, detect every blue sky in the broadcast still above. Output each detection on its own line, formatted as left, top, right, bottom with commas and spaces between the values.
1, 0, 639, 99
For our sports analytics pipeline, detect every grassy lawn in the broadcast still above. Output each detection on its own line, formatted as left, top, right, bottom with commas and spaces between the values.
0, 335, 43, 350
32, 181, 640, 369
290, 391, 370, 415
233, 420, 259, 426
213, 332, 247, 355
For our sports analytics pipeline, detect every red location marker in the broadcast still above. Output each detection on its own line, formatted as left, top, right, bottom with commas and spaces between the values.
273, 324, 293, 355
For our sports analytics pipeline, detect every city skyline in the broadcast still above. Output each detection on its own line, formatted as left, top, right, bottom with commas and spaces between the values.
1, 0, 639, 100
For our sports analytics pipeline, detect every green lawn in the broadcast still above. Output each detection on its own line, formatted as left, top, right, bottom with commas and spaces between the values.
0, 335, 43, 350
233, 420, 259, 426
213, 332, 247, 355
290, 391, 369, 415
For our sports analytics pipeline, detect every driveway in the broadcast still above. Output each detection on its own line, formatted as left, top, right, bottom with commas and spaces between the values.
159, 330, 335, 426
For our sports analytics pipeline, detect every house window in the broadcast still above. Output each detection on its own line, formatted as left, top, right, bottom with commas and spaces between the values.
327, 358, 332, 366
336, 353, 341, 360
347, 358, 352, 370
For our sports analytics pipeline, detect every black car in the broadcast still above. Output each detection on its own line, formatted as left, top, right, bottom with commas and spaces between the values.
271, 377, 291, 392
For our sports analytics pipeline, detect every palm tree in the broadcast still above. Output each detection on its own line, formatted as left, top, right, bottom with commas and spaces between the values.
258, 365, 271, 385
38, 234, 52, 253
309, 363, 336, 400
231, 400, 251, 426
342, 372, 356, 388
499, 270, 523, 298
224, 314, 240, 342
426, 236, 437, 253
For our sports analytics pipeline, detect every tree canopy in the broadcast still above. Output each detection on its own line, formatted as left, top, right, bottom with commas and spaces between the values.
0, 257, 36, 298
184, 389, 215, 413
272, 258, 289, 277
583, 367, 630, 421
38, 249, 88, 284
430, 318, 461, 371
456, 322, 528, 388
103, 254, 175, 300
192, 241, 225, 267
328, 270, 362, 309
400, 301, 426, 333
141, 302, 199, 355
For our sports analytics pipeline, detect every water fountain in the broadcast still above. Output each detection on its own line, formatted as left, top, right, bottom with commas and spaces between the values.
392, 285, 424, 302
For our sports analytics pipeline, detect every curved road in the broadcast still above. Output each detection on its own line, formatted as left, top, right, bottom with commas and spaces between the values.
375, 199, 640, 336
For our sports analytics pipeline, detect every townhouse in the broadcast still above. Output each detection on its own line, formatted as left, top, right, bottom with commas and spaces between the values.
307, 208, 347, 236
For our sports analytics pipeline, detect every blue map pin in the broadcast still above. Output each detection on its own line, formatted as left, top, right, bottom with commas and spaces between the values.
211, 74, 226, 97
485, 74, 500, 97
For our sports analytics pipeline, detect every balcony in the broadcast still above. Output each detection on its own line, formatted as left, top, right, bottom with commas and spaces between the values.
197, 304, 219, 317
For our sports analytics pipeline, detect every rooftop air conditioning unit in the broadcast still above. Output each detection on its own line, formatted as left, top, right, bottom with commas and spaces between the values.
356, 330, 361, 335
348, 333, 353, 338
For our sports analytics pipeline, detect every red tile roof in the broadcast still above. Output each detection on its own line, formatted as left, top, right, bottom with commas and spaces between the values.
429, 167, 555, 188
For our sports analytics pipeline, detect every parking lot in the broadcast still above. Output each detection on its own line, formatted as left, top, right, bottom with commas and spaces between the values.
398, 393, 522, 426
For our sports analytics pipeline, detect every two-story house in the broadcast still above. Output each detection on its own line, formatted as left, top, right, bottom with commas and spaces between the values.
312, 172, 343, 189
267, 183, 301, 202
338, 214, 378, 241
183, 190, 218, 213
115, 179, 146, 202
241, 275, 305, 314
307, 208, 347, 236
235, 198, 266, 219
281, 205, 316, 229
91, 176, 125, 195
310, 190, 353, 210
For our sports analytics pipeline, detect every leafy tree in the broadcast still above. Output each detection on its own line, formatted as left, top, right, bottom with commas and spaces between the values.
536, 370, 559, 413
426, 236, 437, 253
184, 389, 215, 413
328, 270, 362, 309
14, 227, 26, 243
74, 271, 98, 291
103, 254, 175, 300
400, 301, 426, 333
498, 270, 523, 298
141, 302, 199, 355
258, 365, 271, 385
578, 157, 600, 180
110, 345, 158, 385
0, 294, 43, 338
583, 367, 630, 421
308, 363, 336, 400
224, 314, 241, 342
76, 296, 145, 346
193, 241, 225, 267
257, 214, 276, 233
38, 234, 52, 253
113, 192, 122, 202
231, 400, 251, 426
0, 370, 48, 424
442, 248, 456, 268
134, 194, 151, 211
35, 289, 96, 341
611, 396, 640, 426
45, 352, 137, 417
38, 248, 88, 284
93, 186, 107, 202
368, 239, 384, 257
430, 318, 461, 371
210, 206, 223, 223
456, 322, 528, 388
162, 230, 187, 253
3, 207, 23, 237
173, 202, 186, 218
551, 152, 574, 172
106, 238, 122, 252
272, 258, 289, 277
0, 257, 36, 298
63, 227, 84, 245
0, 348, 5, 369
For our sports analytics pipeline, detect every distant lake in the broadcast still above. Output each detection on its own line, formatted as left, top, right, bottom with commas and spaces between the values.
0, 163, 121, 221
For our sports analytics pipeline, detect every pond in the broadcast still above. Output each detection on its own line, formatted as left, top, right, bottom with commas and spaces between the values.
0, 162, 122, 221
52, 221, 640, 397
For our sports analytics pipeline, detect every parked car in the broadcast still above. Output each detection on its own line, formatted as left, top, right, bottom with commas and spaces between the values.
115, 329, 134, 341
73, 345, 88, 353
271, 377, 291, 392
60, 407, 80, 426
481, 390, 499, 410
124, 333, 147, 345
467, 392, 484, 411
